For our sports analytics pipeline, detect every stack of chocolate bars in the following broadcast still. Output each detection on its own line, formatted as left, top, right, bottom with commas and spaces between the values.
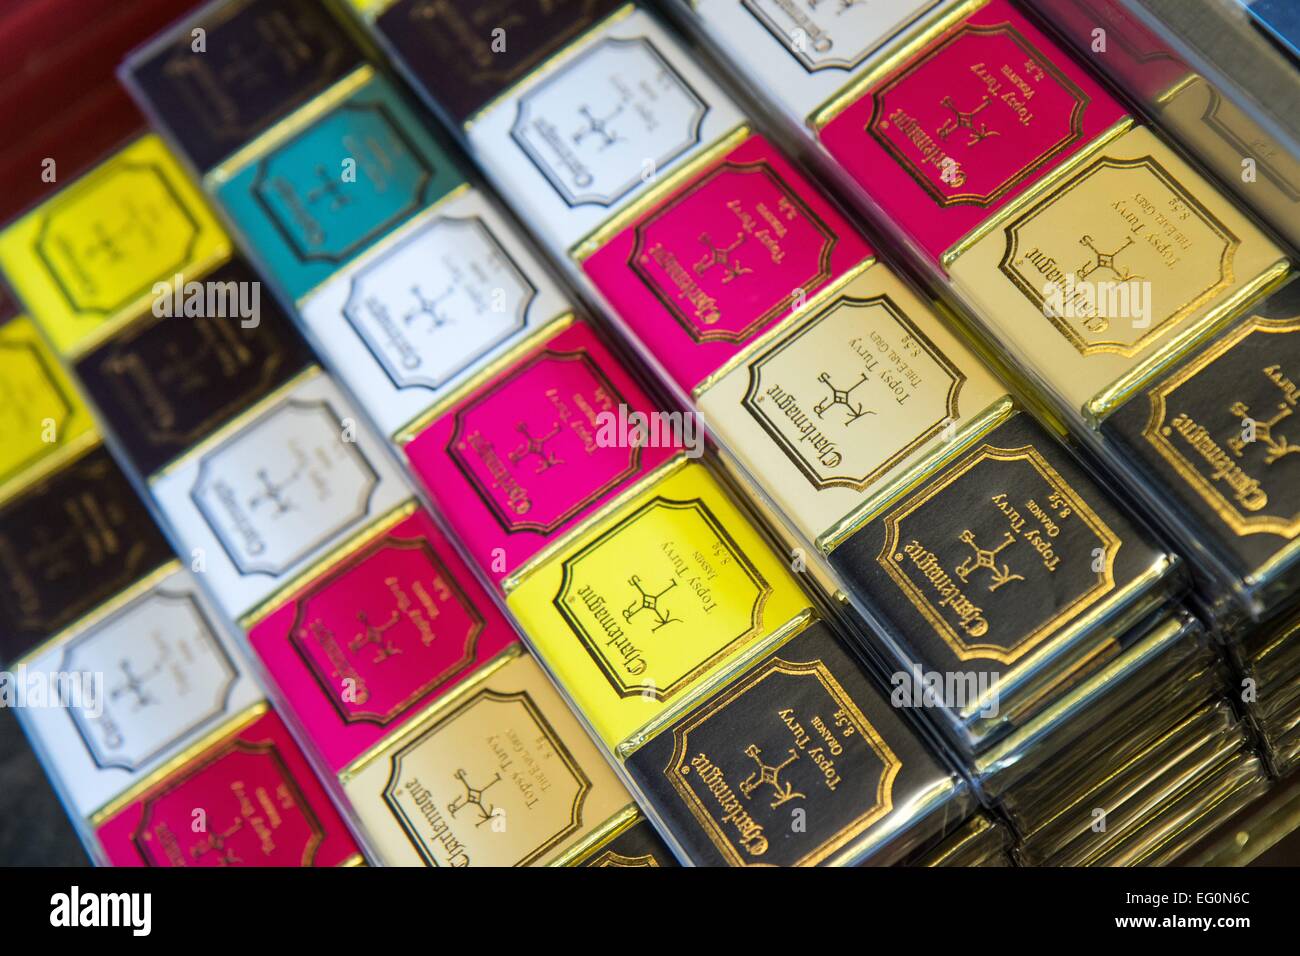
0, 132, 376, 865
666, 0, 1288, 860
0, 0, 1295, 867
111, 0, 984, 867
1036, 0, 1300, 787
347, 0, 1267, 862
0, 132, 678, 871
1241, 613, 1300, 778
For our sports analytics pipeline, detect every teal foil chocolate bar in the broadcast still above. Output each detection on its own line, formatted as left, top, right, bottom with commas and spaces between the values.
214, 69, 465, 301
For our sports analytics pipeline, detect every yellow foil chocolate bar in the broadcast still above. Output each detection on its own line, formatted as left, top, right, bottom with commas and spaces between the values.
507, 457, 814, 754
0, 134, 230, 358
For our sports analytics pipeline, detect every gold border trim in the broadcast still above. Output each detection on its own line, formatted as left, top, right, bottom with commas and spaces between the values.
147, 364, 323, 482
1141, 313, 1300, 537
569, 124, 752, 262
462, 4, 638, 132
90, 701, 269, 825
391, 313, 576, 445
810, 0, 989, 130
941, 117, 1135, 269
203, 66, 377, 189
548, 803, 642, 866
338, 643, 526, 784
875, 441, 1121, 665
238, 498, 420, 630
819, 395, 1015, 553
14, 559, 184, 668
1087, 259, 1290, 423
500, 450, 691, 595
615, 608, 817, 760
663, 654, 900, 866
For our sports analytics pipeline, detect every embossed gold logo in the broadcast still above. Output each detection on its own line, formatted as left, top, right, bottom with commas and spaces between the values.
1142, 317, 1300, 538
553, 497, 770, 700
953, 529, 1025, 592
937, 93, 1001, 147
693, 231, 753, 285
812, 370, 875, 426
1000, 154, 1238, 356
738, 744, 805, 809
665, 658, 900, 866
1226, 401, 1297, 465
622, 575, 683, 633
878, 444, 1119, 664
349, 610, 402, 665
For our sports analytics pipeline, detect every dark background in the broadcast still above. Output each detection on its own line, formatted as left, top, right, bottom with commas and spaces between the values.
0, 710, 88, 865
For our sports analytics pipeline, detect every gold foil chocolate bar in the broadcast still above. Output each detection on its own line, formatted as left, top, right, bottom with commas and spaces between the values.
340, 647, 636, 867
695, 259, 1011, 548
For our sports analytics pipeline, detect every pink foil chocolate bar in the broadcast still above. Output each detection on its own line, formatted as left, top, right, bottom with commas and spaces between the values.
95, 709, 358, 867
817, 0, 1128, 264
247, 509, 518, 773
404, 319, 680, 584
582, 133, 874, 394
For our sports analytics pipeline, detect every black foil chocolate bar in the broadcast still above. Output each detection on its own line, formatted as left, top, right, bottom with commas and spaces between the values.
0, 445, 172, 662
578, 818, 679, 867
626, 619, 963, 866
1103, 278, 1300, 616
123, 0, 363, 172
829, 410, 1177, 746
74, 258, 313, 476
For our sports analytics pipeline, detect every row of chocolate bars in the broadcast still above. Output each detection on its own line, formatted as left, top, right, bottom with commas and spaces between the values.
0, 0, 1296, 868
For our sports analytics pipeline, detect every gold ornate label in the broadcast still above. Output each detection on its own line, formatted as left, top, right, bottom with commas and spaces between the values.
1000, 154, 1237, 357
661, 657, 899, 867
553, 497, 771, 701
876, 443, 1120, 664
588, 850, 659, 867
381, 688, 591, 867
1141, 316, 1300, 538
866, 22, 1091, 208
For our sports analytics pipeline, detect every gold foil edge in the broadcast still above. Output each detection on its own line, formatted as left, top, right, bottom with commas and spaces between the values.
89, 701, 270, 826
818, 394, 1015, 553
